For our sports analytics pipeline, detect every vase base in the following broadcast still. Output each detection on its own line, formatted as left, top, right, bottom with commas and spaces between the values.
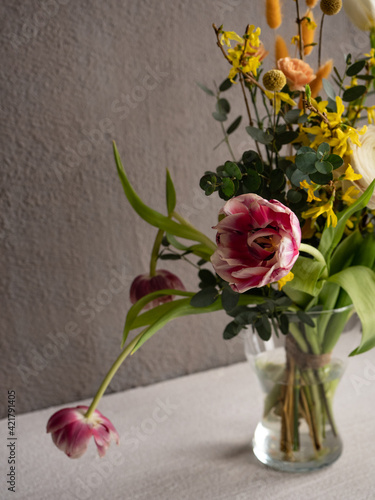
252, 420, 343, 473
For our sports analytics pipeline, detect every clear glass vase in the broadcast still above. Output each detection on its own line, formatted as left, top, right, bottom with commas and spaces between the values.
244, 306, 354, 472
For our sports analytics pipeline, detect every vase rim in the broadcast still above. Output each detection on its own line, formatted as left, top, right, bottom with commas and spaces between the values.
284, 304, 354, 317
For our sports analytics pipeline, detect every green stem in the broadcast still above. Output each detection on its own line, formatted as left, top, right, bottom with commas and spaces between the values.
150, 229, 165, 277
299, 243, 328, 278
172, 211, 217, 251
220, 122, 236, 161
318, 14, 325, 68
85, 330, 145, 419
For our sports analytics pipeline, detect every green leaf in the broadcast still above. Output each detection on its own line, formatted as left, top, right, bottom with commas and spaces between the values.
309, 171, 333, 184
166, 233, 190, 251
198, 269, 217, 287
196, 82, 215, 96
295, 152, 317, 174
356, 74, 375, 81
221, 287, 239, 312
235, 310, 257, 325
279, 314, 289, 335
319, 180, 375, 264
166, 169, 176, 215
269, 168, 285, 192
323, 79, 336, 101
290, 168, 310, 188
223, 321, 243, 340
246, 126, 273, 145
219, 78, 232, 92
159, 253, 180, 260
326, 154, 343, 169
287, 189, 303, 204
242, 150, 263, 172
113, 143, 216, 252
243, 169, 261, 191
328, 267, 375, 354
284, 109, 301, 124
122, 290, 195, 347
226, 116, 242, 135
200, 173, 217, 195
346, 60, 366, 77
190, 287, 218, 307
297, 310, 315, 327
255, 316, 272, 341
221, 177, 235, 197
216, 98, 230, 114
276, 131, 299, 145
329, 230, 363, 276
342, 85, 367, 102
315, 160, 333, 174
316, 143, 330, 159
224, 161, 242, 179
212, 111, 227, 122
297, 146, 316, 155
284, 256, 326, 297
128, 293, 265, 353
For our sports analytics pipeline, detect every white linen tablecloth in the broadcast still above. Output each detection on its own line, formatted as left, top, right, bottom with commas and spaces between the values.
2, 327, 375, 500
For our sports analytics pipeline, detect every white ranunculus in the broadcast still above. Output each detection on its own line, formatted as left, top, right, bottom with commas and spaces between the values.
343, 0, 375, 31
348, 125, 375, 208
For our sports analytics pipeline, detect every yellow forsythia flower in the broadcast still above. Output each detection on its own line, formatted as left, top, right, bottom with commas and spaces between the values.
277, 272, 294, 290
291, 35, 300, 46
342, 186, 360, 205
344, 164, 362, 181
300, 180, 322, 202
302, 201, 338, 227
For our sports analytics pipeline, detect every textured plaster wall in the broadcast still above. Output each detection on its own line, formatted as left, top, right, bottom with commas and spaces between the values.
0, 1, 363, 417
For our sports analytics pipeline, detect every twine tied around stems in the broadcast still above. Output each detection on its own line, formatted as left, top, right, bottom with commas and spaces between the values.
285, 334, 331, 370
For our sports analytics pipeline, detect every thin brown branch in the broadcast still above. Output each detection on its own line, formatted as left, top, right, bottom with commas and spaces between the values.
302, 99, 332, 128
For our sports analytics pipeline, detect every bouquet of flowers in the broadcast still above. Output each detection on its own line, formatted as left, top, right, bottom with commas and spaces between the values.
47, 0, 375, 467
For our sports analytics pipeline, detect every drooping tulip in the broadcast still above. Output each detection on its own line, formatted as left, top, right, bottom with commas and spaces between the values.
47, 406, 119, 459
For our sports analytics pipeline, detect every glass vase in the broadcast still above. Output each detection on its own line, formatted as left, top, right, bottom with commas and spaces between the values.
244, 306, 354, 472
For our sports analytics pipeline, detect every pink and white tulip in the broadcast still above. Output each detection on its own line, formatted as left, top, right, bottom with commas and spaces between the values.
211, 194, 301, 293
130, 269, 185, 309
46, 406, 119, 459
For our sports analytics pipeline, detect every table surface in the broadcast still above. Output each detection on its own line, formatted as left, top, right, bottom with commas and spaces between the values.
2, 327, 375, 500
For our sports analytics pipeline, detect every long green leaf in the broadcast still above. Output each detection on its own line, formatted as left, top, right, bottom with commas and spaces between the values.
166, 169, 176, 215
122, 289, 195, 347
113, 142, 215, 249
129, 293, 265, 354
319, 180, 375, 265
284, 256, 326, 297
329, 229, 362, 276
328, 266, 375, 355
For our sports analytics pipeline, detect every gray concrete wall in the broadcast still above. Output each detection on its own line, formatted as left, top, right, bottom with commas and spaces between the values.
0, 1, 362, 416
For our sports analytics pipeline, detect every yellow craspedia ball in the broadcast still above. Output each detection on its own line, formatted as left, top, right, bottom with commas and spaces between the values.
263, 69, 286, 91
320, 0, 342, 15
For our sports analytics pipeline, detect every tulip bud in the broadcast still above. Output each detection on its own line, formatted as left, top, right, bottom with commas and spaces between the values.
130, 270, 185, 309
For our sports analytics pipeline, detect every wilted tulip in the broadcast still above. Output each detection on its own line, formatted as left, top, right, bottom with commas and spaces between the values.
47, 406, 119, 459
